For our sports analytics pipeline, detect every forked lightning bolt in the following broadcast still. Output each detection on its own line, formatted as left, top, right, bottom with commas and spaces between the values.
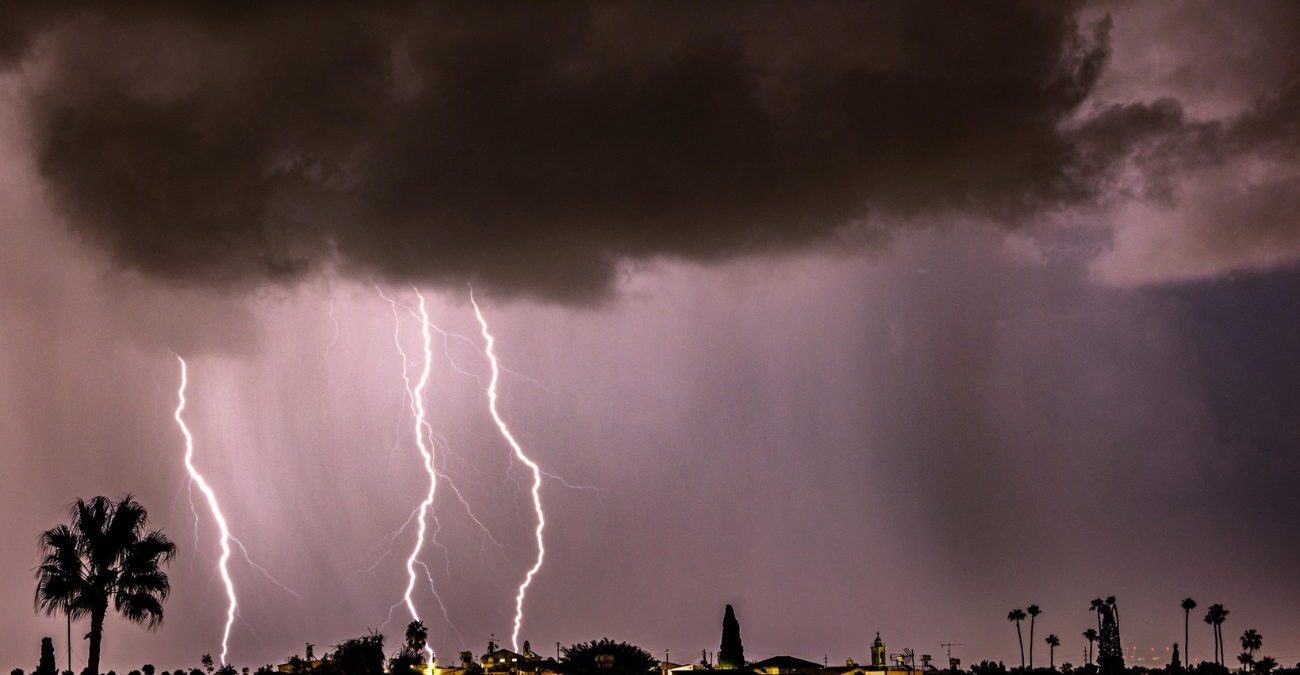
393, 289, 439, 670
471, 297, 546, 652
173, 355, 238, 666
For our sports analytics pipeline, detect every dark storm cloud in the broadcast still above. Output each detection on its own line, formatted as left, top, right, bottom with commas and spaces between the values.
4, 1, 1120, 300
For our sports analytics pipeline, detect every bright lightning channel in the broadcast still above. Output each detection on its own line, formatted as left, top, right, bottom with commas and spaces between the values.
396, 290, 439, 670
470, 297, 546, 652
173, 355, 238, 666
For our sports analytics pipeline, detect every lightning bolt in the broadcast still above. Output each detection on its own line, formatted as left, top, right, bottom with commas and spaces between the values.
471, 297, 546, 652
173, 355, 239, 666
382, 288, 440, 671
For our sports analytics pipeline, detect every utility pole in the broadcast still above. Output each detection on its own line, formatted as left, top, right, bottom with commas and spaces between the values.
557, 643, 561, 662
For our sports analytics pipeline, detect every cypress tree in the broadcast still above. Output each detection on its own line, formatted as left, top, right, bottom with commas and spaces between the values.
1097, 606, 1123, 675
36, 638, 58, 675
718, 605, 745, 669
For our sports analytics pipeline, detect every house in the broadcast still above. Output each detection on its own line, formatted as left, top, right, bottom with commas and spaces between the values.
748, 656, 823, 675
483, 650, 528, 671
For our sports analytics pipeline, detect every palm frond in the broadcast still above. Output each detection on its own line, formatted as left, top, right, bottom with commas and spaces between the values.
104, 496, 149, 563
114, 591, 166, 629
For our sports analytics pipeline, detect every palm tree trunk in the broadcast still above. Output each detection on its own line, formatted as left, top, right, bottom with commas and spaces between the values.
1017, 623, 1025, 671
87, 604, 106, 675
1184, 611, 1189, 669
1050, 645, 1055, 669
1030, 618, 1036, 670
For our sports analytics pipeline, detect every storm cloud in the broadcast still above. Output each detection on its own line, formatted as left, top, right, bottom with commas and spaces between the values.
0, 1, 1131, 300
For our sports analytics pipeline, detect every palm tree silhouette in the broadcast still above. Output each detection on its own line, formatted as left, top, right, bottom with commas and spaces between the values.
1255, 656, 1277, 674
1237, 653, 1255, 673
1089, 599, 1104, 635
1204, 605, 1229, 666
1240, 629, 1262, 671
1082, 629, 1098, 666
1045, 635, 1059, 670
1009, 609, 1027, 670
406, 620, 428, 656
1214, 605, 1229, 666
1181, 599, 1197, 666
1027, 606, 1041, 669
1204, 609, 1216, 664
1105, 597, 1120, 639
34, 496, 176, 675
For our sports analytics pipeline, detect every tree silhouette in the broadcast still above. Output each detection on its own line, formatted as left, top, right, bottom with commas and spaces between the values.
1237, 632, 1258, 671
1008, 609, 1026, 670
318, 632, 386, 675
1096, 606, 1121, 675
389, 623, 428, 675
1181, 599, 1197, 667
1254, 657, 1276, 674
1089, 599, 1104, 636
1044, 635, 1059, 670
202, 657, 213, 675
36, 638, 58, 675
1237, 654, 1254, 673
561, 639, 656, 675
718, 605, 744, 669
1082, 630, 1098, 666
1204, 605, 1229, 666
1240, 630, 1261, 662
1203, 610, 1216, 665
1105, 597, 1120, 641
1027, 606, 1041, 669
406, 621, 428, 656
34, 496, 177, 675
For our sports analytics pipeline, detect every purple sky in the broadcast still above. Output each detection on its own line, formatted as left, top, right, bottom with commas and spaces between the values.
2, 2, 1299, 673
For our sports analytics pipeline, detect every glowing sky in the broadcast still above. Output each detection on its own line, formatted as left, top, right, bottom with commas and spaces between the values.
2, 2, 1299, 672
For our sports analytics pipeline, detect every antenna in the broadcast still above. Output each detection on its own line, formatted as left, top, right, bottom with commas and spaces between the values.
941, 645, 962, 661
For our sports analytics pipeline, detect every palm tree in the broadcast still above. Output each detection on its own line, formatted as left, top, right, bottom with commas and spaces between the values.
1204, 609, 1217, 665
1181, 599, 1197, 666
1204, 605, 1229, 666
34, 496, 176, 675
1241, 630, 1262, 668
1089, 599, 1105, 635
1009, 609, 1027, 670
405, 620, 428, 656
1027, 606, 1042, 669
1255, 656, 1277, 674
1238, 653, 1255, 673
1045, 635, 1060, 670
1215, 605, 1229, 666
1083, 629, 1098, 666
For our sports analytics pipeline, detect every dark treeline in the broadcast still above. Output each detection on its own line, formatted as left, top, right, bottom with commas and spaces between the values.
17, 497, 1300, 675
